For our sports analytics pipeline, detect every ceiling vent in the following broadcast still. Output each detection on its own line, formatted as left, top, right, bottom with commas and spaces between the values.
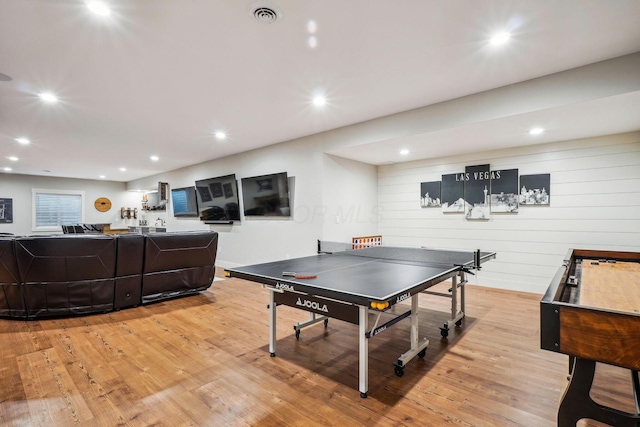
249, 2, 282, 23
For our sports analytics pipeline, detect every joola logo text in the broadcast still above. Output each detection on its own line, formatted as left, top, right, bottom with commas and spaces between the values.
276, 283, 294, 291
396, 292, 410, 303
296, 297, 329, 313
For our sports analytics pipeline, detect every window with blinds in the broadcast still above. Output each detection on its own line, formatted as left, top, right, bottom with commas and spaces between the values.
32, 189, 85, 231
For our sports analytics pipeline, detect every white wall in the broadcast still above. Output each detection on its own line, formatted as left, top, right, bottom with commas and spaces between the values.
377, 131, 640, 294
127, 136, 379, 268
322, 154, 379, 242
3, 130, 638, 296
0, 128, 379, 268
0, 174, 140, 235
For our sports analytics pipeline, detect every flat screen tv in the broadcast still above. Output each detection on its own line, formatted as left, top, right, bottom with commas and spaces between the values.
241, 172, 290, 217
171, 186, 199, 217
195, 174, 241, 222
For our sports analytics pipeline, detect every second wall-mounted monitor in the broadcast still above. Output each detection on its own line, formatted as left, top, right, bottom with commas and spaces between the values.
171, 186, 199, 217
195, 174, 241, 222
241, 172, 290, 217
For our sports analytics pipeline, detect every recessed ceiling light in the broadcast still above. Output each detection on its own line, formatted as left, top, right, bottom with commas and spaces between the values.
38, 92, 58, 104
15, 137, 30, 145
7, 156, 18, 161
86, 1, 111, 16
490, 32, 511, 45
150, 155, 159, 161
119, 167, 126, 172
214, 131, 226, 140
400, 149, 409, 155
312, 95, 326, 107
529, 127, 545, 135
308, 36, 318, 49
307, 20, 317, 34
3, 167, 12, 172
99, 175, 106, 179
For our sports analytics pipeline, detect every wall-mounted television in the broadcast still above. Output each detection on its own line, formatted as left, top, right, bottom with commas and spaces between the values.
195, 174, 241, 222
241, 172, 290, 217
170, 186, 199, 217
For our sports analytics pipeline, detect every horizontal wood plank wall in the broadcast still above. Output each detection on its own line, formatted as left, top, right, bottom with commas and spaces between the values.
377, 132, 640, 294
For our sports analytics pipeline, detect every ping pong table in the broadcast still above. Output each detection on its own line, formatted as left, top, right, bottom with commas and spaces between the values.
225, 241, 496, 397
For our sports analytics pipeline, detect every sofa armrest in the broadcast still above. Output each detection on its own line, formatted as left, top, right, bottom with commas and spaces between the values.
0, 237, 25, 318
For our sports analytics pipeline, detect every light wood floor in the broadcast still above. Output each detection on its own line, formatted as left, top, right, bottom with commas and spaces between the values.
1, 270, 637, 426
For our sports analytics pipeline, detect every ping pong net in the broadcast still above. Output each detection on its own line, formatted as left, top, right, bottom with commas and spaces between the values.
317, 240, 484, 271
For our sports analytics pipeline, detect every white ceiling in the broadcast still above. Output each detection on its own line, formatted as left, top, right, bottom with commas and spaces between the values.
1, 0, 640, 182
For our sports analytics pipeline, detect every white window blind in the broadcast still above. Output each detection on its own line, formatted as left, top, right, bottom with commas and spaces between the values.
32, 189, 85, 230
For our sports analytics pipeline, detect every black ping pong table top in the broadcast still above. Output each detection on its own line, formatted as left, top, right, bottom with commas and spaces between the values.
227, 246, 496, 307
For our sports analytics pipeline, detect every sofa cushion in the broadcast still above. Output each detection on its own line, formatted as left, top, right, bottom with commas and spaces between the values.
141, 231, 218, 303
114, 233, 144, 310
15, 235, 117, 317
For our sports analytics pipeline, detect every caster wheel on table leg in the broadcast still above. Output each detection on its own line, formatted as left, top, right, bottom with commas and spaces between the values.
418, 349, 427, 358
394, 365, 405, 377
440, 328, 449, 338
324, 318, 329, 328
295, 329, 300, 340
360, 392, 368, 398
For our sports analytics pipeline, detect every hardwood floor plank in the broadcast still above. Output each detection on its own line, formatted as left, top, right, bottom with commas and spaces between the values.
1, 271, 635, 426
17, 348, 94, 426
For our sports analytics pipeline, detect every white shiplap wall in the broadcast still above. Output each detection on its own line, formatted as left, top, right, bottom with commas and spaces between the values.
377, 132, 640, 294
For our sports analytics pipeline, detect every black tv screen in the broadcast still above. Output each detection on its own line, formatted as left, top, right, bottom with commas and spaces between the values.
171, 186, 199, 217
241, 172, 290, 217
195, 174, 241, 221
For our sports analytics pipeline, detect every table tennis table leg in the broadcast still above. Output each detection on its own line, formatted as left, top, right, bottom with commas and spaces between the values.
460, 270, 466, 315
269, 290, 277, 357
395, 295, 429, 375
411, 295, 419, 349
452, 271, 467, 320
451, 273, 458, 322
440, 272, 466, 338
293, 313, 329, 340
359, 304, 369, 398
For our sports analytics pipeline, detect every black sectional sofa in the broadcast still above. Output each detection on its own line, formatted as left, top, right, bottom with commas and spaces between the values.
0, 231, 218, 319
